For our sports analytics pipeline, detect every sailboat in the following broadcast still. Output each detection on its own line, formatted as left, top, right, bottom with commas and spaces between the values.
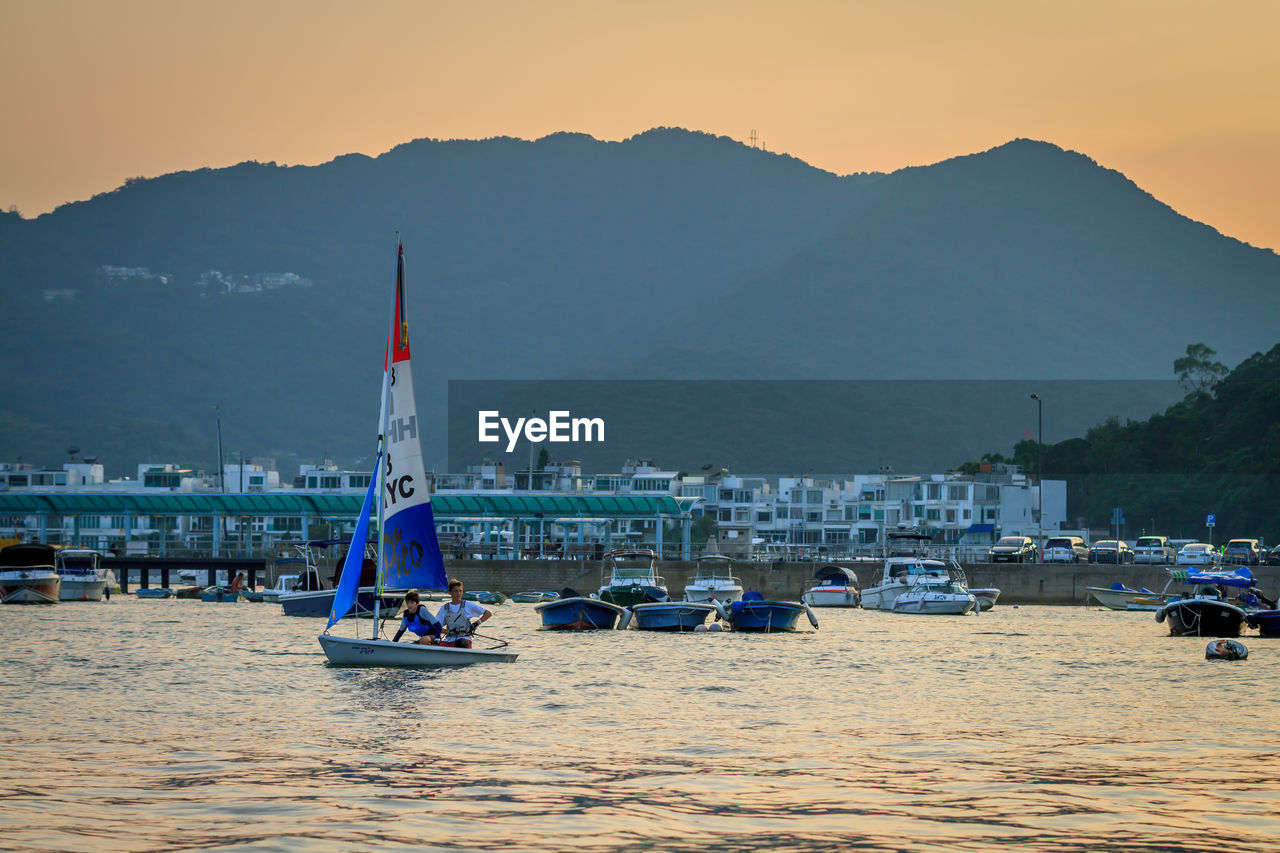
318, 241, 517, 666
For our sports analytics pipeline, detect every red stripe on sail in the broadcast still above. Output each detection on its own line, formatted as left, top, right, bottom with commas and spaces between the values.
392, 244, 411, 364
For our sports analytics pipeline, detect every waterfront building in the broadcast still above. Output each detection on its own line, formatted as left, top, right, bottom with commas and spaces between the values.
0, 453, 1065, 560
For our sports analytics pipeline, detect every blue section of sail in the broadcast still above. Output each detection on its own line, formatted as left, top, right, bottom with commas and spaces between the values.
326, 453, 379, 629
382, 500, 447, 591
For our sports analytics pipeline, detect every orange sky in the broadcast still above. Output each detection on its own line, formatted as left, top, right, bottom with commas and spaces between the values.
2, 0, 1277, 249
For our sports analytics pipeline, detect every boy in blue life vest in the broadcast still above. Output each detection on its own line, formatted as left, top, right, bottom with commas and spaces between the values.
392, 589, 442, 644
435, 578, 492, 649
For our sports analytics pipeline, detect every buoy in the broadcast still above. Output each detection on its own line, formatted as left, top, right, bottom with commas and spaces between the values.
705, 622, 724, 632
693, 623, 707, 633
805, 605, 819, 629
617, 608, 633, 630
712, 599, 731, 622
1206, 639, 1247, 661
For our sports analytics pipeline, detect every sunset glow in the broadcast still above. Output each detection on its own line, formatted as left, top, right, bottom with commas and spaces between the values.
2, 0, 1277, 248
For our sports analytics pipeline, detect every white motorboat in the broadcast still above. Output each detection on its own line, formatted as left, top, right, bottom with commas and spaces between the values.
0, 543, 62, 604
683, 553, 743, 603
56, 548, 108, 601
891, 577, 977, 615
259, 574, 300, 604
800, 564, 861, 607
860, 529, 961, 611
1086, 582, 1176, 611
970, 588, 1001, 610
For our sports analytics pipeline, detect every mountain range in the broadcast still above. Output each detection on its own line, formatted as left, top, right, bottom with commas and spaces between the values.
1, 128, 1276, 477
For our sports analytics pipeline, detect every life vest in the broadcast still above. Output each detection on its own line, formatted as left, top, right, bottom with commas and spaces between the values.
401, 606, 438, 637
439, 601, 475, 637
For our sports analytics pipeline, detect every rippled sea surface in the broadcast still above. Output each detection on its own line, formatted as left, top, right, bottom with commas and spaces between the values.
3, 598, 1279, 852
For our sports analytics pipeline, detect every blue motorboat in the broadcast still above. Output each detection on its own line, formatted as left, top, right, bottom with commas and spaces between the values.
134, 587, 174, 599
200, 586, 242, 603
280, 586, 404, 617
628, 601, 717, 631
713, 591, 817, 632
510, 590, 559, 603
464, 590, 509, 605
535, 589, 626, 630
1246, 610, 1280, 637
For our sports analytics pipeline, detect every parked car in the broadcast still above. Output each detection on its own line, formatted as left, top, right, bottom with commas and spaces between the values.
1223, 538, 1263, 565
1268, 544, 1280, 566
1089, 540, 1135, 564
1133, 535, 1176, 565
988, 536, 1038, 563
1043, 536, 1089, 563
1176, 542, 1218, 566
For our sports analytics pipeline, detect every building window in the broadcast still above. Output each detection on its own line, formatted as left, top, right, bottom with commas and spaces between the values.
946, 509, 956, 523
719, 509, 733, 522
926, 509, 940, 521
927, 484, 941, 500
948, 485, 968, 501
756, 512, 772, 523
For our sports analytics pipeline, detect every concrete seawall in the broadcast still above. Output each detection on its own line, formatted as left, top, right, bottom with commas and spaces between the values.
444, 560, 1280, 605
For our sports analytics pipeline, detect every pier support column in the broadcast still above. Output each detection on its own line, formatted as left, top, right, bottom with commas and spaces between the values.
655, 517, 664, 560
681, 513, 691, 561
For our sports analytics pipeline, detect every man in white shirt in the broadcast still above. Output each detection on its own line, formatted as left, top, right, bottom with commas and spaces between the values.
435, 578, 492, 648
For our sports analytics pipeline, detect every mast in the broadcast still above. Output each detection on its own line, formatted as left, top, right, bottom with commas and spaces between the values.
372, 235, 400, 639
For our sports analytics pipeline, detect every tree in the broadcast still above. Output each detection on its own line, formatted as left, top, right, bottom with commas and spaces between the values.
536, 448, 550, 471
1174, 343, 1228, 394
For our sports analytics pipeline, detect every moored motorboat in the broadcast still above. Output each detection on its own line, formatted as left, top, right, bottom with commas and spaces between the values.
0, 543, 62, 604
1155, 567, 1265, 637
970, 588, 1001, 611
56, 548, 108, 601
510, 590, 559, 603
259, 574, 299, 604
135, 586, 174, 599
628, 600, 717, 631
200, 586, 243, 602
800, 564, 860, 607
891, 578, 977, 615
464, 590, 508, 605
860, 528, 956, 611
536, 590, 627, 630
683, 553, 743, 603
1086, 581, 1175, 611
598, 549, 668, 606
1245, 610, 1280, 637
713, 591, 816, 632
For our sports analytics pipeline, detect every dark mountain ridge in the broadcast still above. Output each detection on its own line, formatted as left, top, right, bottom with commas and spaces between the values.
0, 129, 1275, 476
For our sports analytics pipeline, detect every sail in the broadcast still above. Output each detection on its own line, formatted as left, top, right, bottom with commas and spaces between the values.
381, 244, 447, 591
326, 450, 380, 629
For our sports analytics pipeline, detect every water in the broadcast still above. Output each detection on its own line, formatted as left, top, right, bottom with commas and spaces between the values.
2, 599, 1278, 852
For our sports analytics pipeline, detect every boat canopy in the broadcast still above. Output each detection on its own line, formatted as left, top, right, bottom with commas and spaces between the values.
1180, 567, 1257, 589
813, 565, 858, 584
0, 543, 56, 568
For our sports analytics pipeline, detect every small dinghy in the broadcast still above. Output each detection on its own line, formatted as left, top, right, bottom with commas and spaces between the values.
536, 588, 626, 630
713, 591, 817, 632
1205, 639, 1248, 661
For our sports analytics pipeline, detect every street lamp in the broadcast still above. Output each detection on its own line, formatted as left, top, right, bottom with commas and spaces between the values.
1030, 394, 1042, 555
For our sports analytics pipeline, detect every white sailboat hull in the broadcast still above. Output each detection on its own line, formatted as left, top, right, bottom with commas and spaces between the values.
318, 634, 517, 666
